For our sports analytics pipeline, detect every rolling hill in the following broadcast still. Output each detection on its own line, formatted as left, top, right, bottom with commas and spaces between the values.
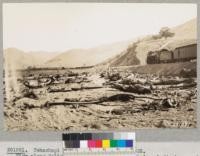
45, 40, 134, 68
4, 40, 134, 69
104, 18, 197, 66
4, 18, 196, 69
4, 48, 58, 69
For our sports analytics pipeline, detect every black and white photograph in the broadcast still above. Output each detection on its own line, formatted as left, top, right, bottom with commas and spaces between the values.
3, 3, 197, 131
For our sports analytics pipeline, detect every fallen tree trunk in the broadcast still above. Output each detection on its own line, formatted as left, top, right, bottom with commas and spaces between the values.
120, 78, 146, 85
151, 78, 194, 85
48, 88, 72, 93
42, 94, 135, 108
47, 86, 103, 93
18, 93, 162, 110
112, 83, 151, 94
82, 86, 103, 90
42, 100, 102, 107
169, 82, 196, 89
71, 86, 103, 91
40, 93, 161, 108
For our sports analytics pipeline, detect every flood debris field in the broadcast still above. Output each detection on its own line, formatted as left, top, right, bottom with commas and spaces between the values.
4, 63, 197, 131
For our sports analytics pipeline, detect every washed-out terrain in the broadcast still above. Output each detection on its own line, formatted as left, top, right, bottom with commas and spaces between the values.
4, 62, 196, 131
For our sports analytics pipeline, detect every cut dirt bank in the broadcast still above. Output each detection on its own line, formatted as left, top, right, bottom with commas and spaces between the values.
109, 61, 196, 76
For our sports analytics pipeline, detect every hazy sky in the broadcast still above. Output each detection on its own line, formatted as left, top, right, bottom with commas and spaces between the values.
3, 3, 197, 52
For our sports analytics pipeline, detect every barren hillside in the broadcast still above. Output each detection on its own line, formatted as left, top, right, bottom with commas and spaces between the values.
105, 18, 197, 66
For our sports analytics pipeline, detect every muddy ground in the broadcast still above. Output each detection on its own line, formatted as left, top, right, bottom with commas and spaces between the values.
4, 63, 197, 131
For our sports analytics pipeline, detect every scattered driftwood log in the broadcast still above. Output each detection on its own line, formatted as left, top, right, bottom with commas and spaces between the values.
99, 94, 135, 102
42, 100, 102, 108
151, 78, 194, 85
65, 77, 91, 84
100, 71, 107, 78
110, 109, 124, 115
67, 72, 79, 77
161, 98, 178, 108
42, 94, 136, 108
111, 83, 151, 94
23, 90, 38, 100
120, 78, 146, 85
47, 85, 103, 93
169, 82, 196, 89
81, 86, 103, 90
110, 107, 143, 115
107, 73, 122, 81
17, 91, 163, 110
40, 93, 162, 109
71, 85, 103, 91
180, 68, 196, 78
47, 87, 72, 93
23, 77, 54, 89
143, 98, 178, 111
